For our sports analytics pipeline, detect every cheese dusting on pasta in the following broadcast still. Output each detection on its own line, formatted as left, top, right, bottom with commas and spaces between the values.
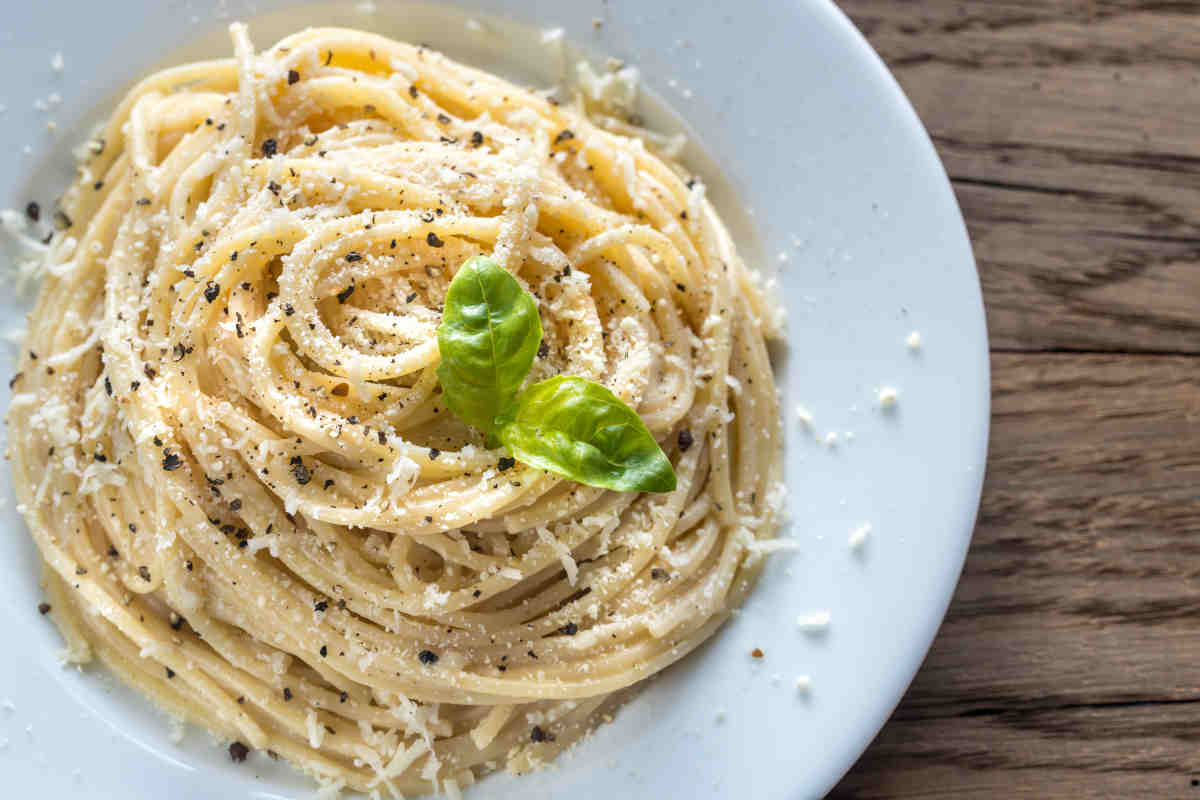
7, 24, 783, 796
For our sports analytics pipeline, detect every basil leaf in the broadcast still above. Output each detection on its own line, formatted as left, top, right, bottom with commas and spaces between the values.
496, 375, 677, 493
436, 256, 542, 435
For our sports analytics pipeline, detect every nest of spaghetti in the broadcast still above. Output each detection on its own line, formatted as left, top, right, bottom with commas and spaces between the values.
7, 25, 783, 797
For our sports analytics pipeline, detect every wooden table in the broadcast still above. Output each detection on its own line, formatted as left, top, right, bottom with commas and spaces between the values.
831, 2, 1200, 797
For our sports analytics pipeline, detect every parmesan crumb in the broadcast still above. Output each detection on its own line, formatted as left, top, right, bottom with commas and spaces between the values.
824, 431, 838, 447
848, 522, 872, 551
877, 386, 899, 410
51, 52, 64, 72
794, 405, 813, 428
906, 330, 922, 351
797, 610, 831, 632
795, 675, 812, 693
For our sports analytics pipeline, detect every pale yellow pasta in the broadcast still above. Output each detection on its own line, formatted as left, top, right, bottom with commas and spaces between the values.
6, 24, 783, 797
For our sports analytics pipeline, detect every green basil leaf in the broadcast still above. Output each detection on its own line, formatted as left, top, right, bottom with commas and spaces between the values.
496, 375, 677, 493
436, 256, 542, 435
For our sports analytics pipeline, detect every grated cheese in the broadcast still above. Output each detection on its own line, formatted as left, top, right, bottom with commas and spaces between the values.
848, 522, 872, 551
307, 709, 326, 748
796, 610, 831, 632
536, 526, 578, 585
575, 61, 640, 111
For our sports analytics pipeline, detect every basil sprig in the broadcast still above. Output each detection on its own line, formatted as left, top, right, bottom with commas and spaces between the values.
436, 256, 677, 493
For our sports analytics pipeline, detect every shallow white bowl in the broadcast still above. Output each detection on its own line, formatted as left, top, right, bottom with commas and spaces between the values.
0, 1, 988, 797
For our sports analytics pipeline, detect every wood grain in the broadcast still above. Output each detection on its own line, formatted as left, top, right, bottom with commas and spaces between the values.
842, 1, 1200, 353
834, 354, 1200, 797
831, 1, 1200, 797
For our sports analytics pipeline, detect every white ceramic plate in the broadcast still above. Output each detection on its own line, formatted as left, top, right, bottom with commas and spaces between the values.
0, 1, 988, 798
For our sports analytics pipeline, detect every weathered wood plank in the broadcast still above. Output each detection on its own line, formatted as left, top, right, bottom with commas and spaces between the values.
924, 352, 1200, 712
831, 702, 1200, 799
826, 4, 1200, 795
832, 352, 1200, 796
840, 2, 1200, 352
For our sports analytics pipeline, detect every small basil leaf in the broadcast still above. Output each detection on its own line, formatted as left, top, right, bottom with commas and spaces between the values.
496, 375, 677, 493
436, 256, 542, 435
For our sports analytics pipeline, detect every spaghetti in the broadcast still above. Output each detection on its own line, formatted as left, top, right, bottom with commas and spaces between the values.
7, 24, 783, 797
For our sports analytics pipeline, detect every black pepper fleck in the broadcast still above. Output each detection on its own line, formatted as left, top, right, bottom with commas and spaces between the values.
289, 457, 311, 486
228, 742, 249, 763
418, 649, 438, 665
